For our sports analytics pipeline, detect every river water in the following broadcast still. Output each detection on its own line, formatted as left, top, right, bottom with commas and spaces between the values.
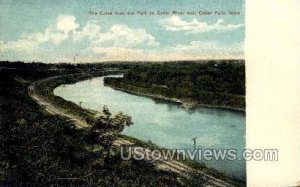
54, 76, 246, 180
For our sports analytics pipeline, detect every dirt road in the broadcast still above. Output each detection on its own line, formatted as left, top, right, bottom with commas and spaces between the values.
28, 75, 237, 187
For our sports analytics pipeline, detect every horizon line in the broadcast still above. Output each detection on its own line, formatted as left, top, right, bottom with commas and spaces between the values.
0, 59, 245, 64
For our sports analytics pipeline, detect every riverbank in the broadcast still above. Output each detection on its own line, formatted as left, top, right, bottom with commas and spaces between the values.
32, 74, 244, 186
106, 84, 245, 113
119, 134, 245, 186
104, 61, 245, 111
4, 67, 203, 186
29, 72, 122, 125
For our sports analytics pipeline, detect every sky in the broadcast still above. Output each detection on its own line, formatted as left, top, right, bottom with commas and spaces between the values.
0, 0, 245, 63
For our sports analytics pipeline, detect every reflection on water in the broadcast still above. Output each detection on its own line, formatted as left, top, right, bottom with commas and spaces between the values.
54, 76, 246, 180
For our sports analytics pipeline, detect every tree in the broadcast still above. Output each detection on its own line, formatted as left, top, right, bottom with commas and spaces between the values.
89, 106, 133, 158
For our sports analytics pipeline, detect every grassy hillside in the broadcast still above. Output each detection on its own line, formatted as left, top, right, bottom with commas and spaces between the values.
0, 62, 208, 186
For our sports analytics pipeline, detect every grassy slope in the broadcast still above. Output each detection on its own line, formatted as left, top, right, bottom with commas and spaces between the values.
0, 68, 201, 186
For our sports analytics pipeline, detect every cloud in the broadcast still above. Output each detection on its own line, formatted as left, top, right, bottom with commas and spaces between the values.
28, 15, 79, 45
0, 39, 37, 51
0, 15, 159, 56
0, 15, 79, 52
91, 40, 243, 62
73, 21, 101, 41
56, 15, 79, 33
0, 14, 243, 63
71, 22, 160, 61
97, 24, 159, 47
77, 23, 160, 61
168, 40, 244, 58
92, 47, 145, 60
160, 16, 244, 34
29, 28, 68, 45
74, 22, 159, 48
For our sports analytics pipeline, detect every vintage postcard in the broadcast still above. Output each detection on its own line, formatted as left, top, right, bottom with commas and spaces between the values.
0, 0, 299, 186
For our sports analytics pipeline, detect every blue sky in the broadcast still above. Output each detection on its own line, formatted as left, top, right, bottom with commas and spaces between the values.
0, 0, 245, 63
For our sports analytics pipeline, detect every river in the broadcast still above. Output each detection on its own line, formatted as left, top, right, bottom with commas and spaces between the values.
54, 76, 246, 180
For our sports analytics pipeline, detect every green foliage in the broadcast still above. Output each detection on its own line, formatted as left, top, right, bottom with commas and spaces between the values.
87, 106, 133, 158
0, 66, 192, 186
104, 60, 245, 109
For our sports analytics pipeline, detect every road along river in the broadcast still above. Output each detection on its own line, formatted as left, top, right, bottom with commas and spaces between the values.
54, 76, 246, 180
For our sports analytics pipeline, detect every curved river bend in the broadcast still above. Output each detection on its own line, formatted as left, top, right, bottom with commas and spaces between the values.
54, 76, 246, 180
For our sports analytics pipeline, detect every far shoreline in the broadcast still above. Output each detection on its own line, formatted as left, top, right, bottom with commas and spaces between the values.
104, 82, 245, 113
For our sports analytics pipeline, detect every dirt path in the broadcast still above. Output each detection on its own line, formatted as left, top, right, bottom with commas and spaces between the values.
28, 75, 237, 187
28, 82, 88, 128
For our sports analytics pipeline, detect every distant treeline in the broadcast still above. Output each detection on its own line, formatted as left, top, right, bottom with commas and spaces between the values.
0, 60, 130, 75
104, 60, 245, 110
